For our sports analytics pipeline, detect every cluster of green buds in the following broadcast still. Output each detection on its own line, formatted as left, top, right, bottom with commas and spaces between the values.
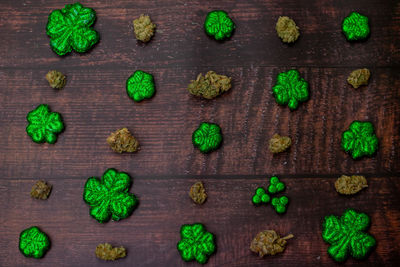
252, 176, 289, 214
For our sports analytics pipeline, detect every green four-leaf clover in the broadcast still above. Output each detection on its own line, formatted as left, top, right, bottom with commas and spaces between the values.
341, 121, 378, 159
126, 70, 156, 102
192, 122, 223, 153
272, 69, 309, 110
83, 168, 138, 223
26, 104, 64, 144
204, 10, 235, 41
322, 209, 376, 262
46, 2, 100, 56
177, 223, 216, 264
19, 226, 50, 259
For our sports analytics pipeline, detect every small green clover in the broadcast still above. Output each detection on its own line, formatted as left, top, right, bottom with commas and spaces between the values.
204, 10, 235, 41
341, 121, 378, 159
177, 223, 216, 264
19, 226, 50, 259
272, 69, 309, 110
83, 168, 138, 223
342, 12, 370, 41
192, 122, 223, 153
126, 70, 155, 102
26, 104, 64, 144
271, 196, 289, 214
46, 2, 100, 56
252, 187, 270, 205
322, 209, 376, 262
268, 176, 285, 194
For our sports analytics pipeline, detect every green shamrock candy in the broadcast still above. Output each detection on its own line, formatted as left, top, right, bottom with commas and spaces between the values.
126, 70, 155, 102
322, 209, 376, 262
46, 2, 100, 56
268, 176, 285, 194
272, 69, 309, 110
19, 226, 50, 259
204, 10, 235, 41
177, 223, 216, 264
192, 122, 223, 153
342, 12, 370, 41
252, 187, 270, 205
83, 168, 138, 223
271, 196, 289, 214
26, 104, 64, 144
341, 121, 378, 159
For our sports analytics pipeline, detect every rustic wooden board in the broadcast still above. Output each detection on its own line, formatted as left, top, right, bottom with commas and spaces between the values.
0, 0, 399, 266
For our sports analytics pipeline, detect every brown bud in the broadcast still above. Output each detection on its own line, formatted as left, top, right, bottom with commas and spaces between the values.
107, 128, 139, 153
45, 70, 66, 89
189, 181, 207, 204
30, 180, 52, 200
95, 243, 126, 261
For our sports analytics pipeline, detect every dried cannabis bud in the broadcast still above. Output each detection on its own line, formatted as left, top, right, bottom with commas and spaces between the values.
335, 175, 368, 195
45, 70, 66, 89
188, 71, 232, 99
189, 181, 207, 204
30, 180, 52, 200
250, 230, 294, 257
107, 128, 139, 153
133, 14, 156, 42
269, 134, 291, 154
95, 243, 126, 261
276, 16, 300, 43
347, 68, 370, 88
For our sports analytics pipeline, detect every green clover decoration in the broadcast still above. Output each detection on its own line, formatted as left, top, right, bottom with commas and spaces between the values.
322, 209, 376, 262
204, 10, 235, 41
192, 122, 223, 153
19, 226, 50, 259
341, 121, 378, 159
46, 2, 100, 56
126, 70, 156, 102
177, 223, 216, 264
26, 104, 64, 144
83, 168, 138, 223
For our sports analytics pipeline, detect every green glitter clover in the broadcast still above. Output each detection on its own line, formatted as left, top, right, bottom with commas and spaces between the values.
272, 69, 309, 110
26, 104, 64, 144
177, 223, 216, 264
19, 226, 50, 259
83, 168, 138, 223
204, 10, 235, 41
342, 12, 370, 41
341, 121, 378, 159
271, 196, 289, 214
322, 209, 376, 262
46, 2, 100, 56
252, 187, 271, 205
192, 122, 223, 153
126, 70, 155, 102
268, 176, 285, 194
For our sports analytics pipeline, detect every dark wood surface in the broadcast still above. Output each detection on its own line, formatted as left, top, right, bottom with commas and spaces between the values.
0, 0, 399, 266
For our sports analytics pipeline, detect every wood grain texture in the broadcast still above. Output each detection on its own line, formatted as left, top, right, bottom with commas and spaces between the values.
0, 0, 399, 266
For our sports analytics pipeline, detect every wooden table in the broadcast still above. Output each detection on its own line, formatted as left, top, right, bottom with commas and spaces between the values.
0, 0, 399, 266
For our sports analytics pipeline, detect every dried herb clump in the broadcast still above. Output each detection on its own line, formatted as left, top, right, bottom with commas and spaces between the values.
45, 70, 66, 89
269, 134, 291, 154
250, 230, 294, 257
95, 243, 126, 261
276, 16, 300, 43
188, 71, 231, 99
335, 175, 368, 195
133, 14, 156, 42
189, 181, 207, 204
30, 180, 52, 200
107, 128, 139, 153
347, 68, 370, 88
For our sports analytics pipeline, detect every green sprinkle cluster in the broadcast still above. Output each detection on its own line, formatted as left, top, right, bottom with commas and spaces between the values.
252, 176, 289, 214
